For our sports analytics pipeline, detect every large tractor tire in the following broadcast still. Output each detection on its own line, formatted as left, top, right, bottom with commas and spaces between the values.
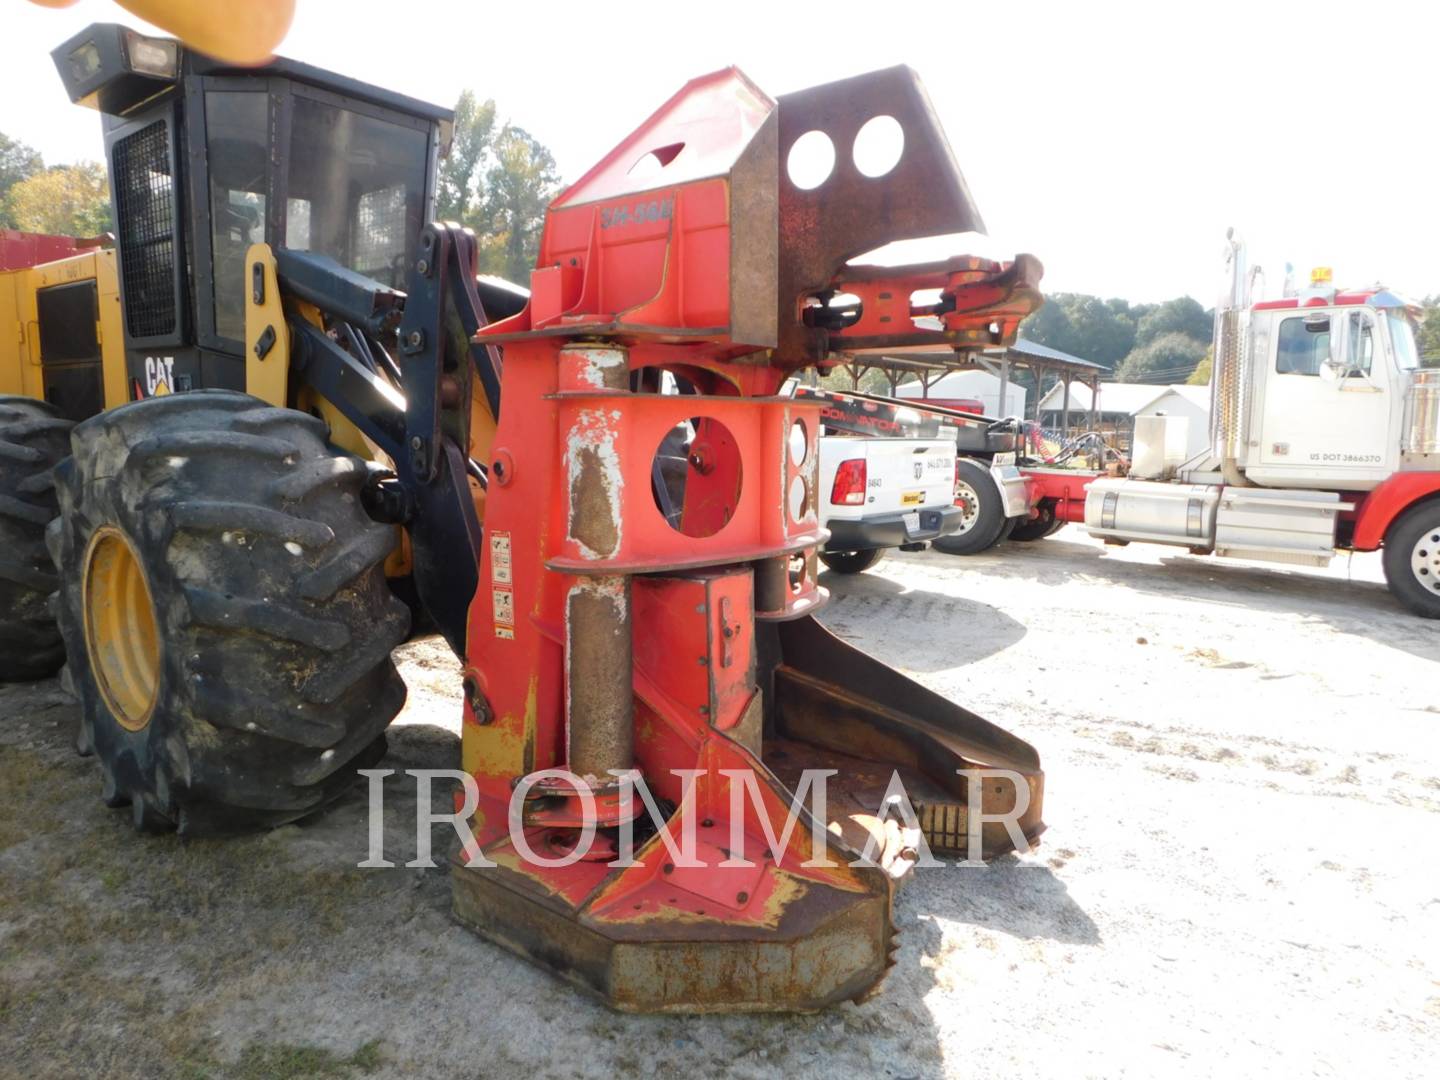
48, 391, 410, 834
933, 458, 1008, 556
0, 397, 74, 681
1382, 499, 1440, 619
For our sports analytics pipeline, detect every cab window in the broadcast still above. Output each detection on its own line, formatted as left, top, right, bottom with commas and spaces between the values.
1276, 316, 1330, 376
205, 91, 268, 341
1347, 311, 1374, 376
1388, 312, 1420, 370
285, 96, 428, 288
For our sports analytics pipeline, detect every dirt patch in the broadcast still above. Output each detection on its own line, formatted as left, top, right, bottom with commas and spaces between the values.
1, 533, 1437, 1078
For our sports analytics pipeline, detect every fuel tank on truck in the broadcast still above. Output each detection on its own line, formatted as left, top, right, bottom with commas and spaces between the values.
1084, 477, 1221, 549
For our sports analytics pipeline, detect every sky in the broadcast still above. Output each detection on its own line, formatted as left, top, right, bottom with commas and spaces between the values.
4, 0, 1438, 304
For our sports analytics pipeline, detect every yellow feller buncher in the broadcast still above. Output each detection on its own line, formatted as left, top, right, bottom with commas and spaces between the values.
1, 20, 1047, 1009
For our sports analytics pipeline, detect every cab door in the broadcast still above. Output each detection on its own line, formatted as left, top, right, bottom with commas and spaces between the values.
1256, 308, 1392, 485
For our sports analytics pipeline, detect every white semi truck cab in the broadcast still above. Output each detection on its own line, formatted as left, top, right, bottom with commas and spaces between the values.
1084, 233, 1440, 616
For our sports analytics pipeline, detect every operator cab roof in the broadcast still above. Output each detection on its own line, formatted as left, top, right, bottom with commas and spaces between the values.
52, 22, 451, 127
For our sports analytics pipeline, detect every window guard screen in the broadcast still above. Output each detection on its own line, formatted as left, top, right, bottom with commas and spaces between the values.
111, 121, 177, 339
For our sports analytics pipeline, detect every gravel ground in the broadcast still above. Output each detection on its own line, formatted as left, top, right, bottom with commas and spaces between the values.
2, 529, 1437, 1079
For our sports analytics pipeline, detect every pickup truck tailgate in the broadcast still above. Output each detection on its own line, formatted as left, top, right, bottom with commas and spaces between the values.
847, 438, 954, 513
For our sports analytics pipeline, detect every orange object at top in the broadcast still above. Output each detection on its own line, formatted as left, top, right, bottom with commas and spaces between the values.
28, 0, 294, 63
480, 65, 1043, 372
481, 67, 782, 356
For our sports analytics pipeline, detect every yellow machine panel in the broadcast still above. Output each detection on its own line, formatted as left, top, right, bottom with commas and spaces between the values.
0, 248, 126, 420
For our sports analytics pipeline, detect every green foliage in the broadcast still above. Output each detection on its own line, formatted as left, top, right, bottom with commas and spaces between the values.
1116, 331, 1209, 383
5, 162, 111, 236
485, 124, 560, 283
1188, 345, 1214, 385
433, 94, 558, 283
1134, 296, 1211, 349
1021, 291, 1213, 385
0, 132, 45, 228
435, 91, 496, 224
816, 364, 894, 394
1019, 291, 1138, 369
1417, 296, 1440, 369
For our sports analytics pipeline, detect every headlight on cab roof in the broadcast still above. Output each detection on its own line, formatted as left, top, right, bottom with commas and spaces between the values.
125, 32, 178, 79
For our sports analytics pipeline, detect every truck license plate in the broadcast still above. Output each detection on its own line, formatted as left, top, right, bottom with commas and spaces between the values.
903, 511, 921, 534
901, 491, 923, 506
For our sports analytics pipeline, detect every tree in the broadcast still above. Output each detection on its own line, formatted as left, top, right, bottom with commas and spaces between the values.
1066, 294, 1138, 368
1115, 331, 1208, 383
6, 163, 111, 236
1019, 291, 1138, 369
435, 91, 496, 225
0, 132, 44, 228
1188, 345, 1213, 385
1018, 294, 1076, 352
432, 95, 558, 283
818, 364, 893, 394
1417, 296, 1440, 369
1134, 296, 1212, 348
482, 124, 559, 282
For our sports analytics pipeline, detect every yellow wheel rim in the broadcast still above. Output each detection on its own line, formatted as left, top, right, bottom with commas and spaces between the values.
83, 527, 161, 732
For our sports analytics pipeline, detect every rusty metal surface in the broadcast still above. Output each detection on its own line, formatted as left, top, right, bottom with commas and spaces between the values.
566, 579, 634, 782
764, 616, 1045, 857
774, 66, 986, 364
828, 254, 1045, 354
452, 853, 894, 1014
728, 107, 781, 348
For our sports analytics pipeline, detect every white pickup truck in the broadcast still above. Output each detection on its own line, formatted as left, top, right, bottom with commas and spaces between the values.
815, 433, 963, 572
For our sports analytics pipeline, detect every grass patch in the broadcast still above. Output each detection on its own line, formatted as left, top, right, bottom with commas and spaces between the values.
183, 1038, 383, 1080
0, 711, 402, 1078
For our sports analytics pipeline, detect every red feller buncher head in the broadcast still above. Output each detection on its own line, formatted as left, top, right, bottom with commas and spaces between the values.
457, 65, 1046, 1011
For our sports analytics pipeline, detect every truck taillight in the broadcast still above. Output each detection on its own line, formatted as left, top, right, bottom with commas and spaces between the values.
830, 458, 867, 505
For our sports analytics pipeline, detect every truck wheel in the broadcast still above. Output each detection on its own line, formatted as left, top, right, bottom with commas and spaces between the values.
0, 397, 74, 681
933, 459, 1007, 556
1382, 501, 1440, 619
819, 548, 885, 574
48, 391, 410, 834
1009, 504, 1056, 543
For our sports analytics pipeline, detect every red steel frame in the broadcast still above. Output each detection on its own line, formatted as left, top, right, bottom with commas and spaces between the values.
446, 66, 1047, 1011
